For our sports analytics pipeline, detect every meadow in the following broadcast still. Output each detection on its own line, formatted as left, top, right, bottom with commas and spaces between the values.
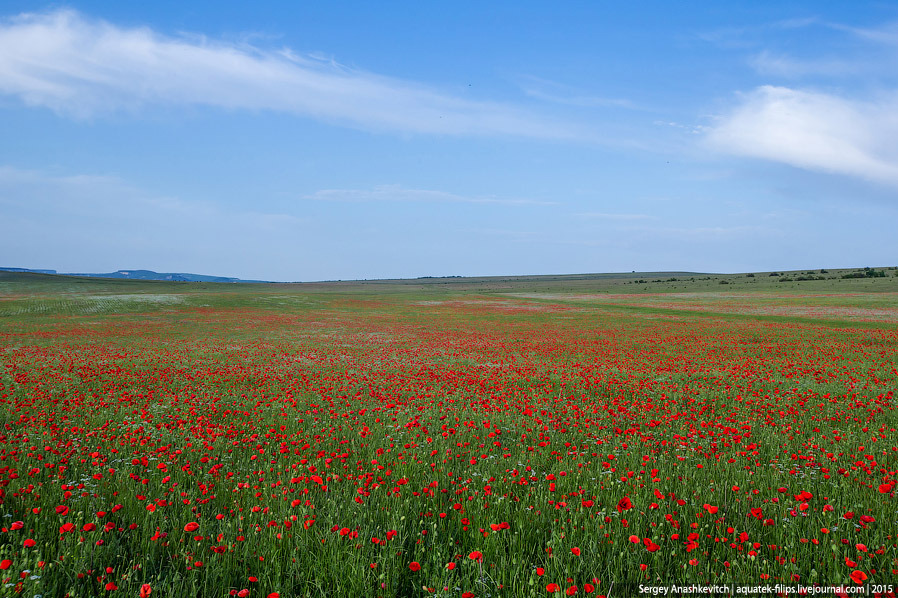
1, 268, 897, 597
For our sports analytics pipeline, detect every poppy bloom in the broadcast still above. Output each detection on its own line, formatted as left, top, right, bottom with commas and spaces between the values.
703, 504, 718, 515
409, 562, 421, 571
546, 583, 560, 592
571, 547, 581, 556
617, 497, 633, 512
879, 483, 892, 493
184, 522, 199, 532
850, 570, 868, 585
105, 582, 118, 590
55, 505, 69, 516
0, 559, 11, 570
140, 584, 152, 598
446, 562, 456, 570
468, 551, 483, 561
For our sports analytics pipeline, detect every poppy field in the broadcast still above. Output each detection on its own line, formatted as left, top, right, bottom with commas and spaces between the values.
1, 273, 897, 597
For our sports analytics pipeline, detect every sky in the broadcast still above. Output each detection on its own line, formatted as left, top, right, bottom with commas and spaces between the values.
1, 1, 897, 282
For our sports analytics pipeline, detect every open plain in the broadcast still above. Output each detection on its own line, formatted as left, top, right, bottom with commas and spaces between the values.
1, 269, 897, 597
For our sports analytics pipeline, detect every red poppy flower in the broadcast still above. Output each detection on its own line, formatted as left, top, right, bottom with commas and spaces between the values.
409, 562, 421, 571
468, 551, 483, 561
571, 547, 581, 556
0, 559, 11, 570
140, 584, 152, 598
546, 583, 560, 592
850, 570, 868, 585
55, 505, 69, 516
184, 522, 199, 532
616, 497, 633, 512
879, 483, 892, 493
703, 504, 718, 514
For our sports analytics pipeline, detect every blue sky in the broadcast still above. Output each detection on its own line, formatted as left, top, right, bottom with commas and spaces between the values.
2, 2, 897, 281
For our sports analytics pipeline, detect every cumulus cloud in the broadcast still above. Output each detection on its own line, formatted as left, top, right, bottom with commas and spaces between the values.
706, 85, 898, 186
0, 9, 577, 138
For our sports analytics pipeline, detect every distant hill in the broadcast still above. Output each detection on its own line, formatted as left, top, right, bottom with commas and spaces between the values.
0, 267, 268, 283
0, 266, 58, 274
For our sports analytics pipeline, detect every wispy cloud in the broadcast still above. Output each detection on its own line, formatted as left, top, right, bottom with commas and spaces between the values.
748, 50, 865, 78
576, 212, 654, 221
0, 9, 579, 139
304, 185, 556, 206
696, 17, 820, 49
831, 20, 898, 46
518, 75, 638, 110
706, 85, 898, 186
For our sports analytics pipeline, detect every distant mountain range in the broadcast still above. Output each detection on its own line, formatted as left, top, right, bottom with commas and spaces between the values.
0, 267, 269, 283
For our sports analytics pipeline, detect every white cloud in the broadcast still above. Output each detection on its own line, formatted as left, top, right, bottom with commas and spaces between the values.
304, 184, 555, 206
0, 9, 578, 138
706, 85, 898, 186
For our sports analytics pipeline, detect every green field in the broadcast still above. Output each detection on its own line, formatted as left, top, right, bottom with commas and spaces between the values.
1, 269, 897, 597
